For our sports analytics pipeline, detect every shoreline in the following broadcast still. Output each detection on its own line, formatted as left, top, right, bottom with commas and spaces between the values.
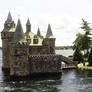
78, 63, 92, 70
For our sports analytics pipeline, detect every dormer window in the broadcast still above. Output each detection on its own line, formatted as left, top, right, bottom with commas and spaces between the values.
26, 35, 31, 44
33, 35, 38, 44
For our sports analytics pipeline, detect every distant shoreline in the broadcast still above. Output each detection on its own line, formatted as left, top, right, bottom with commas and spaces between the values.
55, 46, 73, 50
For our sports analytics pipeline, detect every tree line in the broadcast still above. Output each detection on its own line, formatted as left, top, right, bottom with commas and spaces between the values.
55, 46, 73, 50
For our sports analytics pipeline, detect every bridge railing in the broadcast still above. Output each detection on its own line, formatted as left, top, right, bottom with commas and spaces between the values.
61, 64, 76, 69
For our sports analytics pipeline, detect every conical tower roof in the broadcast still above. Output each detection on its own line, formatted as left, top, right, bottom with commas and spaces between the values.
14, 19, 25, 42
26, 18, 31, 33
46, 24, 53, 38
37, 28, 41, 37
26, 18, 30, 25
6, 11, 12, 22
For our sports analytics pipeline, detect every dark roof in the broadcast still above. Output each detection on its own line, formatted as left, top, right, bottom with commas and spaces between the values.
37, 28, 41, 37
26, 18, 30, 25
46, 24, 53, 38
6, 11, 12, 22
14, 19, 25, 42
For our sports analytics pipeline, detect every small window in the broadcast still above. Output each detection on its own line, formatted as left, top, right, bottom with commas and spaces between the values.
26, 35, 31, 44
33, 39, 38, 44
33, 35, 38, 44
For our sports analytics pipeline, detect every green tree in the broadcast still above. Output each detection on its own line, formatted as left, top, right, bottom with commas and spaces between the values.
88, 48, 92, 66
73, 33, 84, 51
73, 19, 92, 58
81, 19, 92, 56
73, 48, 84, 63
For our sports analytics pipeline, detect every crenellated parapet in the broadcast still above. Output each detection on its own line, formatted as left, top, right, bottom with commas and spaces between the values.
28, 54, 61, 74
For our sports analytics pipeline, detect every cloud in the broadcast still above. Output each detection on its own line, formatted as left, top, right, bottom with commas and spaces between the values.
0, 0, 92, 46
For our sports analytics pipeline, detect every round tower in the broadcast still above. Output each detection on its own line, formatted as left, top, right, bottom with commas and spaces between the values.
45, 24, 56, 54
1, 12, 15, 70
9, 19, 29, 76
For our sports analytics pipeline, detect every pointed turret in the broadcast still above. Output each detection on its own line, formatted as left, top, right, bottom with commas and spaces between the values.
26, 18, 31, 33
46, 24, 53, 38
37, 28, 41, 37
14, 19, 25, 42
3, 12, 15, 30
6, 11, 12, 22
26, 18, 30, 25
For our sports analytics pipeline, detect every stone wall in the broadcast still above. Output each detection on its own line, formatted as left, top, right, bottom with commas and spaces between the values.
42, 38, 56, 54
9, 43, 61, 76
29, 46, 50, 55
9, 43, 30, 76
29, 55, 61, 74
1, 32, 15, 69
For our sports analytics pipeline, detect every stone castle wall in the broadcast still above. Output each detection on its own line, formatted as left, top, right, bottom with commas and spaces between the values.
29, 46, 50, 55
29, 55, 61, 74
28, 38, 55, 55
42, 38, 56, 54
9, 43, 61, 76
1, 32, 15, 69
9, 43, 30, 76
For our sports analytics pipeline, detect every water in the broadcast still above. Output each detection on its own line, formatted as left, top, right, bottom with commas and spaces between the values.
55, 49, 74, 57
0, 50, 92, 92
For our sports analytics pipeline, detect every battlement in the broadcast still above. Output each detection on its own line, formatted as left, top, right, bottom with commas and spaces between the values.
29, 54, 61, 74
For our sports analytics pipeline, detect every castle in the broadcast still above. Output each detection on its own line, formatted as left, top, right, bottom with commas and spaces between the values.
1, 12, 61, 76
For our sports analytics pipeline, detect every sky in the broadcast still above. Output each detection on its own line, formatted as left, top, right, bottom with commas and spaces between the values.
0, 0, 92, 46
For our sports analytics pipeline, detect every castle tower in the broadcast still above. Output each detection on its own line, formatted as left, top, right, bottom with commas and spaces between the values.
26, 18, 31, 33
1, 12, 15, 70
45, 24, 55, 54
9, 19, 29, 76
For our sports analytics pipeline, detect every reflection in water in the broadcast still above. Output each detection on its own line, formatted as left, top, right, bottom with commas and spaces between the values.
1, 70, 92, 92
0, 50, 92, 92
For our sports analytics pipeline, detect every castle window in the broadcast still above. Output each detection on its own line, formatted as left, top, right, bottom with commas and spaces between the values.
26, 35, 31, 44
33, 35, 38, 44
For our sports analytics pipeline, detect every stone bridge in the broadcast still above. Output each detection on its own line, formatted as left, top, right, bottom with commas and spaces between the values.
60, 55, 77, 65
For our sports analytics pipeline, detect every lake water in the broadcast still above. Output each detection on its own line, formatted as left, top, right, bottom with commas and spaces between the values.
55, 49, 74, 57
0, 50, 92, 92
